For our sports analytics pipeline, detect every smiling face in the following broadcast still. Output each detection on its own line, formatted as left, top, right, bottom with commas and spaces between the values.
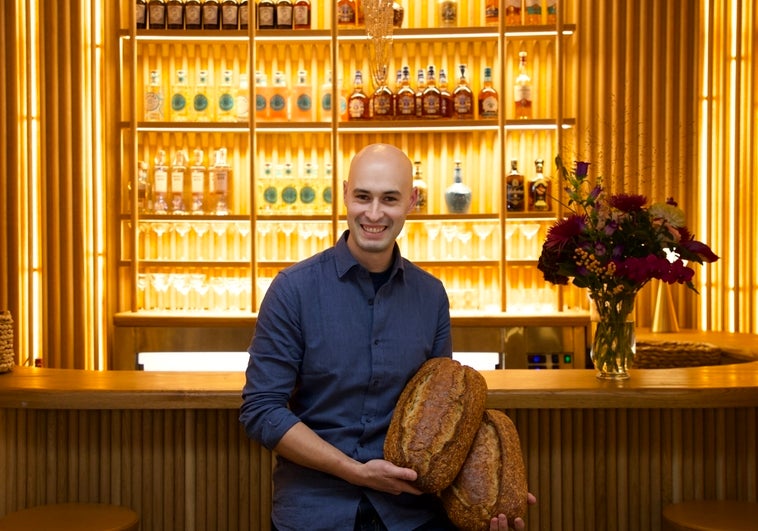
343, 144, 417, 272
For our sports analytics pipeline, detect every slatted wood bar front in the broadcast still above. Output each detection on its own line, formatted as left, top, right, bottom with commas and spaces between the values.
1, 332, 757, 531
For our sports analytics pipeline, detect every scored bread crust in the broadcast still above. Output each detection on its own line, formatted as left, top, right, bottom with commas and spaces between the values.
384, 357, 487, 493
440, 409, 528, 531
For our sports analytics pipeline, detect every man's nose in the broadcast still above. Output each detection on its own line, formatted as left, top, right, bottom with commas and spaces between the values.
365, 200, 382, 220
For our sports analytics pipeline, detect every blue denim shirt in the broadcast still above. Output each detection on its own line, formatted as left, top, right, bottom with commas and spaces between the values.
240, 231, 452, 531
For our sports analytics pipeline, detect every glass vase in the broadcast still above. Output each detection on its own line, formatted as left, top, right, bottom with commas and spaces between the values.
591, 318, 636, 380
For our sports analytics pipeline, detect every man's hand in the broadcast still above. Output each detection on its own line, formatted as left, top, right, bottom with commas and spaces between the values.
489, 492, 537, 531
353, 459, 424, 496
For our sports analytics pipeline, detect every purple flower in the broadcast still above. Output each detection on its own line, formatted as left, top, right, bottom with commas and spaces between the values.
610, 193, 647, 212
574, 161, 591, 177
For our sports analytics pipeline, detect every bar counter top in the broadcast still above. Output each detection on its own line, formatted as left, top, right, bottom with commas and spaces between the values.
2, 331, 756, 411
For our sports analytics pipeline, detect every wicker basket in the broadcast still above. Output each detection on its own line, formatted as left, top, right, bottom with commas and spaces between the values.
633, 340, 722, 369
0, 311, 14, 373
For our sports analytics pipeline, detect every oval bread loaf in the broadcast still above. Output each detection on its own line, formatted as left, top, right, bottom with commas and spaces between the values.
440, 409, 528, 530
384, 357, 487, 493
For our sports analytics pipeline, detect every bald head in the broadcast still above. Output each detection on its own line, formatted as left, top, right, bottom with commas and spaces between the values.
347, 143, 414, 189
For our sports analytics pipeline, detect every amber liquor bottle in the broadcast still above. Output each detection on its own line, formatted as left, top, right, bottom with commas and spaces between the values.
421, 65, 442, 119
257, 0, 276, 29
148, 0, 167, 29
337, 0, 356, 27
136, 0, 147, 29
414, 68, 426, 118
506, 159, 525, 212
202, 0, 220, 29
505, 0, 522, 25
438, 68, 453, 118
452, 64, 474, 119
166, 0, 184, 29
347, 70, 370, 120
371, 68, 395, 119
185, 0, 202, 29
239, 0, 249, 29
529, 159, 551, 211
276, 0, 293, 29
394, 66, 416, 119
221, 0, 239, 29
477, 66, 498, 119
293, 0, 311, 29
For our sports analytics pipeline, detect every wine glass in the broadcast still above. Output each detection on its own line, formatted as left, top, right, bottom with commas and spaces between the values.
171, 273, 191, 310
173, 222, 191, 260
193, 222, 210, 260
424, 221, 442, 260
298, 222, 314, 259
137, 273, 150, 310
256, 221, 272, 261
189, 273, 208, 310
473, 222, 495, 259
440, 223, 459, 259
312, 223, 330, 252
211, 222, 229, 260
279, 221, 297, 261
456, 228, 473, 260
520, 223, 541, 259
210, 276, 228, 311
150, 272, 171, 310
236, 221, 251, 261
504, 224, 518, 259
151, 222, 170, 260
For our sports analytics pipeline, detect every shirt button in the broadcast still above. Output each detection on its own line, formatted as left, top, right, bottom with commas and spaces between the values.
368, 298, 374, 305
373, 339, 379, 345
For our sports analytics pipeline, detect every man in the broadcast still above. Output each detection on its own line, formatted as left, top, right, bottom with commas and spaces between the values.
240, 144, 529, 530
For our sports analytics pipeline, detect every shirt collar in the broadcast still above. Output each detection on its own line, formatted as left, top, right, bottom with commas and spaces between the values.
334, 230, 406, 282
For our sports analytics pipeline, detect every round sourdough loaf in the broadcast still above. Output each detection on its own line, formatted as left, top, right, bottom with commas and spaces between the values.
440, 409, 528, 530
384, 357, 487, 493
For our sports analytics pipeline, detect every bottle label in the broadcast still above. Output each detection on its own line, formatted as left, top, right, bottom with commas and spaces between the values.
263, 185, 278, 205
439, 1, 457, 25
136, 5, 146, 25
423, 94, 441, 116
322, 186, 333, 205
145, 90, 163, 119
154, 170, 168, 193
191, 171, 204, 193
239, 6, 249, 26
348, 99, 366, 118
293, 5, 309, 26
203, 5, 219, 24
171, 93, 187, 113
337, 3, 356, 24
297, 93, 312, 112
185, 6, 201, 25
277, 5, 293, 26
373, 93, 392, 116
149, 5, 166, 25
321, 92, 332, 113
300, 185, 316, 205
514, 86, 532, 102
258, 6, 274, 26
281, 185, 298, 205
480, 96, 498, 117
213, 170, 228, 193
256, 94, 267, 113
236, 94, 249, 119
507, 177, 525, 210
396, 93, 415, 116
167, 6, 183, 25
222, 6, 238, 25
171, 171, 184, 192
453, 93, 472, 114
194, 93, 209, 112
270, 94, 286, 112
219, 92, 235, 112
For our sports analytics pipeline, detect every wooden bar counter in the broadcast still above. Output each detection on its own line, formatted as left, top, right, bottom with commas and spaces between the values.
1, 331, 757, 531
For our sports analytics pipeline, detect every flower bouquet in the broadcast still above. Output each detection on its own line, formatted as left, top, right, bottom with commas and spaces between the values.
537, 157, 719, 379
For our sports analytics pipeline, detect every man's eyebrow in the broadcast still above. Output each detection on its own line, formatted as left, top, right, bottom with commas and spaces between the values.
351, 187, 402, 195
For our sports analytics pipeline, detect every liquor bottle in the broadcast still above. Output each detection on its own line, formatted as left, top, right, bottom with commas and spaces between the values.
355, 0, 364, 26
221, 0, 239, 29
392, 1, 404, 27
148, 0, 167, 29
153, 150, 170, 214
189, 148, 206, 214
291, 70, 313, 122
337, 0, 356, 27
438, 68, 453, 118
145, 69, 164, 121
514, 51, 532, 119
269, 71, 289, 121
217, 69, 236, 121
452, 64, 474, 119
276, 0, 293, 29
394, 66, 416, 119
299, 162, 318, 214
371, 67, 394, 120
445, 161, 472, 214
280, 162, 298, 210
546, 0, 557, 25
337, 77, 349, 121
318, 70, 334, 122
322, 162, 333, 214
166, 0, 184, 29
259, 162, 277, 212
437, 0, 457, 27
193, 69, 212, 121
170, 150, 188, 214
505, 0, 522, 25
412, 160, 428, 214
414, 68, 426, 118
421, 65, 442, 119
239, 0, 249, 29
478, 66, 498, 119
485, 0, 499, 26
506, 159, 525, 212
347, 70, 370, 120
255, 71, 270, 120
185, 0, 202, 29
293, 0, 311, 29
257, 0, 276, 29
136, 0, 147, 29
136, 160, 152, 213
210, 148, 231, 215
236, 73, 249, 122
202, 0, 220, 29
525, 0, 541, 25
529, 158, 551, 211
170, 69, 189, 121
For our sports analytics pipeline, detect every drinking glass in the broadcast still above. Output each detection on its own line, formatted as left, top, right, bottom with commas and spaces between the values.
193, 222, 210, 260
456, 228, 473, 260
441, 223, 458, 259
212, 222, 229, 260
520, 223, 541, 259
424, 221, 442, 260
473, 222, 495, 259
256, 222, 272, 260
173, 222, 191, 260
236, 221, 251, 261
279, 222, 297, 261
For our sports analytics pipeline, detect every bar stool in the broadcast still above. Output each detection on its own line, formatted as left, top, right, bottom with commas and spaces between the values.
0, 502, 139, 531
663, 499, 758, 531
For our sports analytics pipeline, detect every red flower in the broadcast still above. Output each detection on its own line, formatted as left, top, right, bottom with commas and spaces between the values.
609, 193, 647, 212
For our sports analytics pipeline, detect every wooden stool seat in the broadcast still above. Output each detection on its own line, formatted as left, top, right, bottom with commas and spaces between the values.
663, 499, 758, 531
0, 503, 138, 531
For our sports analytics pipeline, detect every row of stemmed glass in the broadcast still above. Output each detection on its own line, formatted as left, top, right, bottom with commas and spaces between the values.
137, 272, 252, 311
256, 221, 331, 261
138, 220, 252, 261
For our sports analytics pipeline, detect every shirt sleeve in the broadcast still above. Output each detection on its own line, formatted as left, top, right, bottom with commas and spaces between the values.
239, 272, 303, 450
